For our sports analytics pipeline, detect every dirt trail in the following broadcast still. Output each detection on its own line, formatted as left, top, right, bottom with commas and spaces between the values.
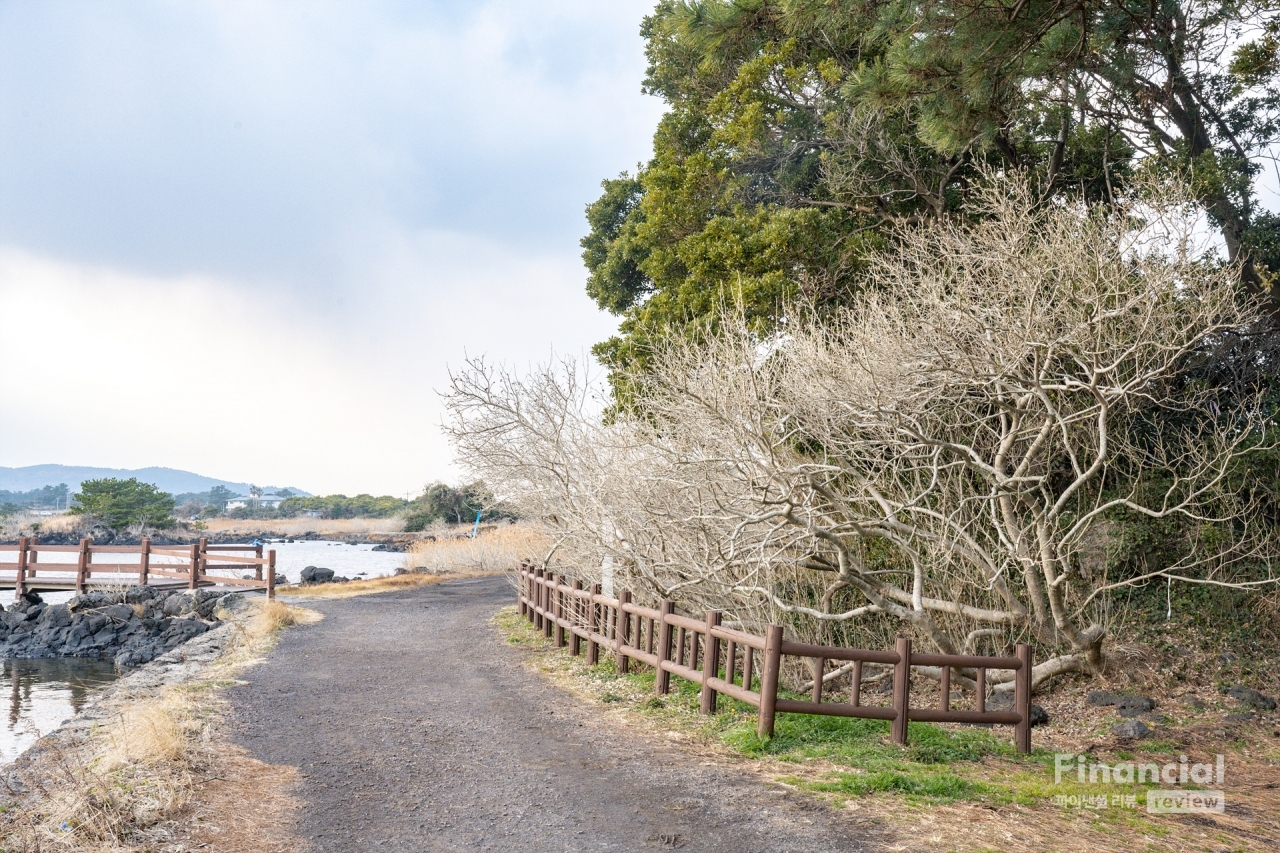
225, 577, 887, 852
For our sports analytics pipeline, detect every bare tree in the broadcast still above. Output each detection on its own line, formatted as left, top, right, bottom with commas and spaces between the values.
445, 176, 1278, 690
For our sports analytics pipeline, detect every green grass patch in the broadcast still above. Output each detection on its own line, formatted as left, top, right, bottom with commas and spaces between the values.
494, 606, 1045, 804
493, 605, 1172, 813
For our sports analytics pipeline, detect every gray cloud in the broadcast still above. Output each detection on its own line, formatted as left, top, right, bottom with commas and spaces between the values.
0, 0, 660, 493
0, 0, 659, 284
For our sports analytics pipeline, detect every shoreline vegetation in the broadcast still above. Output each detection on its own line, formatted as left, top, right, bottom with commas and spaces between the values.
2, 597, 319, 851
0, 511, 412, 546
284, 525, 549, 599
0, 477, 516, 549
0, 511, 537, 550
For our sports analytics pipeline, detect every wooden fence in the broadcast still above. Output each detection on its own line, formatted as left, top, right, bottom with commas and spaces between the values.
518, 565, 1032, 752
0, 536, 276, 599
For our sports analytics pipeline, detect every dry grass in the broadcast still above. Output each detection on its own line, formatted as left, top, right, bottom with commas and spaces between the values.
1, 597, 319, 851
0, 511, 80, 538
280, 524, 548, 599
198, 516, 405, 537
251, 597, 323, 632
281, 567, 501, 599
402, 524, 550, 573
99, 695, 195, 770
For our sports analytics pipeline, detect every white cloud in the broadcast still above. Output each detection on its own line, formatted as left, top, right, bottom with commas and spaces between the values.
0, 1, 653, 494
0, 233, 616, 495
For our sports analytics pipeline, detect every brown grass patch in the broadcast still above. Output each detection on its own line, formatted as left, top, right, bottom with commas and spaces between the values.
402, 524, 550, 573
0, 511, 81, 538
281, 567, 504, 599
177, 750, 304, 853
0, 599, 319, 851
251, 596, 324, 632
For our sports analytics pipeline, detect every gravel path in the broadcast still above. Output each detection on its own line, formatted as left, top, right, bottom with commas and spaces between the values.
225, 577, 887, 852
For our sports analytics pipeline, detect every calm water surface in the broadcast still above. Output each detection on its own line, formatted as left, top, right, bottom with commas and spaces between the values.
30, 541, 407, 605
265, 540, 407, 583
2, 543, 403, 763
0, 658, 119, 764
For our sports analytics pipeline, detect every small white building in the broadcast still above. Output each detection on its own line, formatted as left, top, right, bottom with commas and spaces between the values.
225, 494, 288, 510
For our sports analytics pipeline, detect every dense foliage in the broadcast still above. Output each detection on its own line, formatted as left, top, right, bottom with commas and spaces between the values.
69, 478, 176, 530
278, 494, 408, 519
585, 0, 1280, 390
0, 484, 69, 514
403, 481, 514, 531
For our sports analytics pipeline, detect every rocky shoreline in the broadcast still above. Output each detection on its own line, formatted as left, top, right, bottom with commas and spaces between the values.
1, 588, 248, 670
3, 615, 244, 794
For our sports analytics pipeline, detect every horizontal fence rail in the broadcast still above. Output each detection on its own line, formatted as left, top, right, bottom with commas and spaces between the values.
518, 565, 1032, 752
0, 536, 277, 599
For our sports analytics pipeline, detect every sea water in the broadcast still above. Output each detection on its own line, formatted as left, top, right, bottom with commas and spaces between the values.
0, 658, 119, 764
1, 543, 404, 763
262, 540, 407, 583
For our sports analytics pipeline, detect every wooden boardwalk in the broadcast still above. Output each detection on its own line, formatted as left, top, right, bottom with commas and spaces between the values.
0, 536, 276, 599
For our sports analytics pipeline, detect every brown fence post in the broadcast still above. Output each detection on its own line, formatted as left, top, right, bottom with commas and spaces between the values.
27, 538, 38, 577
525, 567, 536, 622
75, 538, 91, 593
850, 659, 862, 707
811, 657, 826, 704
615, 589, 631, 673
757, 624, 784, 738
939, 665, 951, 711
514, 560, 524, 614
267, 550, 276, 599
139, 537, 151, 586
655, 600, 674, 694
543, 572, 556, 638
587, 583, 601, 664
554, 577, 567, 648
529, 568, 537, 625
700, 610, 722, 714
254, 541, 264, 581
1015, 643, 1032, 754
570, 580, 583, 655
891, 637, 912, 746
529, 566, 537, 619
14, 536, 28, 600
188, 542, 199, 589
534, 569, 545, 630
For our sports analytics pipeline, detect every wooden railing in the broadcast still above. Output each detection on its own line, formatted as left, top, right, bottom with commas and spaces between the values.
0, 536, 276, 599
518, 565, 1033, 752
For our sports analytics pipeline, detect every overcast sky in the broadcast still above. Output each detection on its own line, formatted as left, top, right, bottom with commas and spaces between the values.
0, 0, 662, 496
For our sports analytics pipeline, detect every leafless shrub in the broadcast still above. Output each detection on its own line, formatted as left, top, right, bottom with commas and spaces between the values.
444, 175, 1278, 689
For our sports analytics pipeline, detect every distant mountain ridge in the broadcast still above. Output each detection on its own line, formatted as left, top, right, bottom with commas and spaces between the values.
0, 465, 310, 497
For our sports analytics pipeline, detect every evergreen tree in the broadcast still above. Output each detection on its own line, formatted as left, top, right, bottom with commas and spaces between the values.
69, 478, 176, 530
585, 0, 1280, 392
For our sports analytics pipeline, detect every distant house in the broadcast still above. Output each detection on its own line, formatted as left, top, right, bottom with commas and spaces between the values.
225, 494, 288, 511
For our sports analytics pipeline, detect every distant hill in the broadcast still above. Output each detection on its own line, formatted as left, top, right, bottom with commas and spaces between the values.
0, 465, 310, 498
